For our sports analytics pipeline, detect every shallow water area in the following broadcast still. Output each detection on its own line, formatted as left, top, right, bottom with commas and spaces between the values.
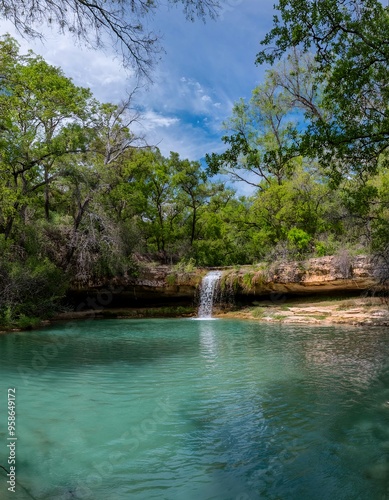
1, 319, 389, 499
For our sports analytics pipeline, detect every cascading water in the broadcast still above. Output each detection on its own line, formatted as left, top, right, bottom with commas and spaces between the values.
198, 271, 222, 319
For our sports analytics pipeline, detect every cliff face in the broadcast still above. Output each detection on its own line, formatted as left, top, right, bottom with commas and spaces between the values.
234, 255, 377, 297
68, 255, 379, 307
68, 265, 202, 307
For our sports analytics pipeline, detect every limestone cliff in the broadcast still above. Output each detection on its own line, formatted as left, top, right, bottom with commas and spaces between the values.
227, 254, 377, 298
68, 255, 379, 307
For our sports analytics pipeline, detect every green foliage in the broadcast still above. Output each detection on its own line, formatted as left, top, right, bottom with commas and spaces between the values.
257, 0, 389, 180
15, 315, 42, 329
0, 34, 92, 239
173, 258, 197, 274
287, 228, 311, 253
166, 274, 177, 286
220, 270, 240, 294
242, 273, 254, 291
251, 307, 265, 319
315, 242, 328, 258
1, 31, 389, 327
206, 73, 301, 188
0, 256, 68, 327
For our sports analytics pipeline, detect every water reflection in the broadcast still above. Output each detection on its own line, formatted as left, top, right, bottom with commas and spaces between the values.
199, 320, 219, 363
303, 328, 389, 389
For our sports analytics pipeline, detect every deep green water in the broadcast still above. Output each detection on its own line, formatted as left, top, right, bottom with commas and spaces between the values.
1, 319, 389, 499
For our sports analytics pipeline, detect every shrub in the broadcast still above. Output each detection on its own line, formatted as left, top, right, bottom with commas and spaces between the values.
287, 228, 311, 254
315, 242, 328, 257
15, 315, 42, 329
0, 257, 68, 327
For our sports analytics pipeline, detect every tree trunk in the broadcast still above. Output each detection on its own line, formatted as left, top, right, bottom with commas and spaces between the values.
64, 198, 90, 267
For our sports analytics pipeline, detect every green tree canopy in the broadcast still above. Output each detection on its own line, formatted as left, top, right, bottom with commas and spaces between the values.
257, 0, 389, 180
206, 69, 302, 188
0, 35, 92, 237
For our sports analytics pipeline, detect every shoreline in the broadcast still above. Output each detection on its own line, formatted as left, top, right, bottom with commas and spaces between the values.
1, 296, 389, 334
214, 296, 389, 327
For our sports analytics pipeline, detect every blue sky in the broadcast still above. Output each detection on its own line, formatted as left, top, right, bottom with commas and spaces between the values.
0, 0, 275, 161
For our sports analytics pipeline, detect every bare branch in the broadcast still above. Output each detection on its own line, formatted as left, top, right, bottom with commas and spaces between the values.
0, 0, 220, 77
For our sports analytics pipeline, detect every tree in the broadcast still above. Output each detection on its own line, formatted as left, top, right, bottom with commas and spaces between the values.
0, 35, 92, 238
191, 190, 254, 266
0, 37, 149, 283
90, 90, 147, 166
58, 95, 147, 276
242, 164, 344, 260
257, 0, 389, 180
170, 153, 218, 246
127, 149, 182, 259
0, 0, 220, 77
206, 72, 300, 188
267, 49, 325, 123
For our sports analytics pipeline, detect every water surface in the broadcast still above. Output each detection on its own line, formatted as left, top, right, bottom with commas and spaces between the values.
1, 319, 389, 499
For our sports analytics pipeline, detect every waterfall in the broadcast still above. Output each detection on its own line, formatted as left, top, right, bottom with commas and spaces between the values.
198, 271, 222, 319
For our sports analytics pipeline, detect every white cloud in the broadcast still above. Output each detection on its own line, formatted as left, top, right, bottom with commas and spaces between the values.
140, 111, 180, 131
0, 0, 276, 163
0, 20, 132, 103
